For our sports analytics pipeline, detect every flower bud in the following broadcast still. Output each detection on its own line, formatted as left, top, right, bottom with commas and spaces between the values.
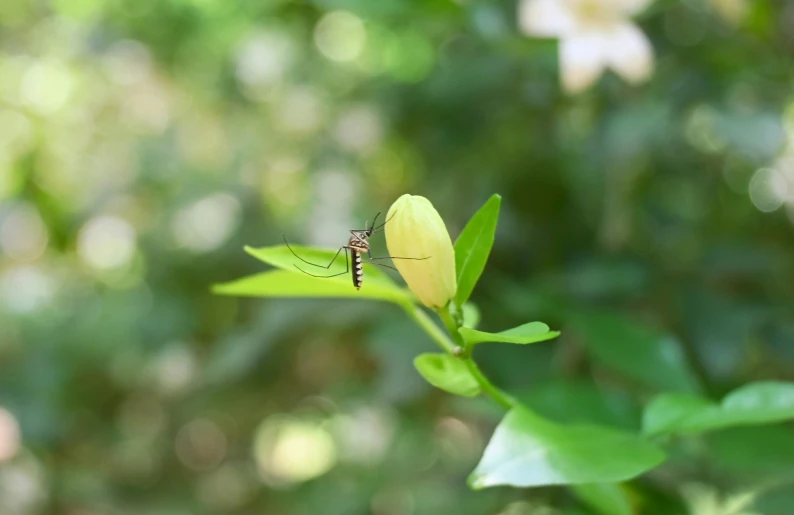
385, 195, 457, 308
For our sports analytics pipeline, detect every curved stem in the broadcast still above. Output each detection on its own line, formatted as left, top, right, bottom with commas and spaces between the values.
400, 303, 458, 354
465, 360, 516, 410
425, 303, 518, 411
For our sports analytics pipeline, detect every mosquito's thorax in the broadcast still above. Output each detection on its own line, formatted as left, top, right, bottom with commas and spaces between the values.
348, 232, 369, 253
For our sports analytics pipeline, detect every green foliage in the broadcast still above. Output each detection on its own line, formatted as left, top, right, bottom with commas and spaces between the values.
459, 321, 560, 346
468, 407, 665, 488
214, 246, 413, 303
5, 0, 794, 512
570, 311, 699, 393
570, 483, 633, 515
413, 353, 480, 397
453, 194, 501, 305
643, 382, 794, 436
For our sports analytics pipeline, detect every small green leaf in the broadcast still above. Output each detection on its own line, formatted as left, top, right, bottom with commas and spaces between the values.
469, 407, 665, 489
454, 194, 501, 305
413, 353, 480, 397
213, 270, 412, 304
570, 483, 633, 515
461, 302, 481, 329
569, 311, 699, 394
458, 322, 559, 346
643, 381, 794, 436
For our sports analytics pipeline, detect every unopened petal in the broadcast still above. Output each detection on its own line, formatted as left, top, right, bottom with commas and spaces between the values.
604, 22, 654, 84
518, 0, 578, 37
385, 195, 456, 309
560, 31, 609, 94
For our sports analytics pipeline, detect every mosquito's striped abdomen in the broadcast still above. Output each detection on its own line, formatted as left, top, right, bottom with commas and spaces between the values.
352, 250, 363, 290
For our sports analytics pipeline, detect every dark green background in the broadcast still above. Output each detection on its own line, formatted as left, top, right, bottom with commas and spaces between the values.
2, 0, 794, 513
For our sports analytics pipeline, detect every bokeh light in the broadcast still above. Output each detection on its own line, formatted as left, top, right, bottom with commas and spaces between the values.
749, 167, 787, 213
171, 194, 241, 253
0, 407, 21, 462
314, 11, 367, 63
253, 415, 336, 486
77, 216, 137, 271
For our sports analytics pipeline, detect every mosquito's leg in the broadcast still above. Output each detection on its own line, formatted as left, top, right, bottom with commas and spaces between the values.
368, 255, 430, 261
284, 235, 346, 269
295, 247, 350, 278
367, 249, 429, 268
365, 261, 398, 272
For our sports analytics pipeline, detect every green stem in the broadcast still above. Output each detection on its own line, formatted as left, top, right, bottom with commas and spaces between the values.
400, 303, 457, 354
465, 360, 516, 410
402, 301, 517, 411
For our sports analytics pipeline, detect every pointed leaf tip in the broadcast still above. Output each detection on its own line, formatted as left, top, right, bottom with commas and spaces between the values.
454, 195, 502, 305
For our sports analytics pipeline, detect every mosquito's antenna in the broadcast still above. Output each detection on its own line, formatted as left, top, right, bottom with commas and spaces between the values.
371, 210, 396, 234
367, 212, 381, 233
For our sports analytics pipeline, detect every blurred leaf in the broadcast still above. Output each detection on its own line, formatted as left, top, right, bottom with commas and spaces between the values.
519, 380, 641, 430
459, 322, 559, 346
570, 312, 699, 393
708, 425, 794, 475
469, 407, 665, 489
454, 194, 501, 305
570, 483, 633, 515
643, 382, 794, 436
413, 353, 480, 397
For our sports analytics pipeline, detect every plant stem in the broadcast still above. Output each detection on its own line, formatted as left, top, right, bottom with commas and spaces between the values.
436, 304, 517, 411
465, 360, 516, 410
400, 303, 458, 354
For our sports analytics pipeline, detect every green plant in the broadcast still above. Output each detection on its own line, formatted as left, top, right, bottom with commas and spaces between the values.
214, 193, 794, 507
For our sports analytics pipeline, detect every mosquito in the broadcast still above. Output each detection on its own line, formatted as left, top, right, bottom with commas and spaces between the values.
283, 212, 429, 290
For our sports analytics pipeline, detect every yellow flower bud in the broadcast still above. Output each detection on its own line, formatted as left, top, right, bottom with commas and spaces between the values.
385, 194, 457, 308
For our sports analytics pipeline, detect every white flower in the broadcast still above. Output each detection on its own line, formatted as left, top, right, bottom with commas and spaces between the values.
519, 0, 655, 94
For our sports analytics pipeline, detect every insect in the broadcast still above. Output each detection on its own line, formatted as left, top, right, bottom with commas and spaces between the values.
283, 212, 429, 290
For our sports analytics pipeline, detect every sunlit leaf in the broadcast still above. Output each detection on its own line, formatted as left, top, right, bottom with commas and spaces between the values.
245, 245, 397, 288
213, 270, 412, 303
461, 302, 480, 329
458, 322, 559, 346
643, 382, 794, 436
413, 353, 480, 397
469, 407, 665, 489
454, 194, 501, 305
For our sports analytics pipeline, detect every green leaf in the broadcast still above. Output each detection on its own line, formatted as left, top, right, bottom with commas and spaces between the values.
245, 245, 397, 288
413, 353, 480, 397
469, 407, 665, 489
570, 483, 633, 515
569, 311, 699, 394
212, 245, 414, 303
518, 380, 641, 431
454, 194, 501, 305
461, 302, 480, 329
643, 382, 794, 436
213, 270, 412, 304
458, 322, 560, 346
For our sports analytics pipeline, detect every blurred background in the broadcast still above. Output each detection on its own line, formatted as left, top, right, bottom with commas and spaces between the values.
2, 0, 794, 513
